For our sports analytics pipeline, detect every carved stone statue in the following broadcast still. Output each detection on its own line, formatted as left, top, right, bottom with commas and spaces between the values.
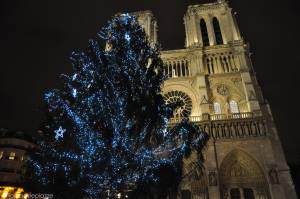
209, 171, 218, 186
269, 168, 279, 184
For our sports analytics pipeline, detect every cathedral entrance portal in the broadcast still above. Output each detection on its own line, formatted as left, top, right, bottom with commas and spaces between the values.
219, 150, 270, 199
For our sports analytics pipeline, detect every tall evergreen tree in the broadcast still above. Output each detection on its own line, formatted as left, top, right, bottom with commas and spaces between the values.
24, 14, 208, 199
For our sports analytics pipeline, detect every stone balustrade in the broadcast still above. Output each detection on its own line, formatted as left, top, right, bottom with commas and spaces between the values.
204, 51, 240, 74
210, 112, 259, 120
163, 58, 192, 78
161, 47, 244, 78
168, 112, 267, 139
199, 117, 267, 139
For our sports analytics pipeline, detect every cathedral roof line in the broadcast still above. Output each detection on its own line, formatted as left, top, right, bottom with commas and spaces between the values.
187, 0, 228, 12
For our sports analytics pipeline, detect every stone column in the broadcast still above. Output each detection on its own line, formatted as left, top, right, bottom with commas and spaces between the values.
195, 75, 210, 115
184, 17, 190, 47
215, 57, 222, 74
198, 17, 204, 47
228, 8, 242, 41
190, 57, 196, 76
205, 140, 221, 199
206, 16, 216, 46
198, 54, 204, 74
191, 14, 199, 45
240, 72, 261, 112
240, 188, 245, 199
218, 15, 228, 44
186, 15, 194, 47
237, 51, 249, 71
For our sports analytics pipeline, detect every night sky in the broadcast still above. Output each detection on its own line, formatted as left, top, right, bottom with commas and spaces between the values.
1, 0, 300, 165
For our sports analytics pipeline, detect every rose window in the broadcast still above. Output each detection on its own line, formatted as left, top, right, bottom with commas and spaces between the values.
163, 91, 192, 118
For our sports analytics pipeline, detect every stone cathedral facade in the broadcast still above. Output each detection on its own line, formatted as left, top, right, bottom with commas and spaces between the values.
134, 1, 297, 199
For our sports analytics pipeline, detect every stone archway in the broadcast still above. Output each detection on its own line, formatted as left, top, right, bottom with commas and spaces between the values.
219, 150, 270, 199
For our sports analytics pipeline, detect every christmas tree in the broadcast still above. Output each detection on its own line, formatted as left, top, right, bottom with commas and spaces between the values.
24, 14, 208, 199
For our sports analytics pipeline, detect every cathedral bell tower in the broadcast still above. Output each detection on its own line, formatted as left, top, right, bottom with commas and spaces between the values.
132, 10, 158, 45
184, 0, 241, 48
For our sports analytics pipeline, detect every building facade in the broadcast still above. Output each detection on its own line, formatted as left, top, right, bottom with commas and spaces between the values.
135, 1, 297, 199
0, 129, 34, 198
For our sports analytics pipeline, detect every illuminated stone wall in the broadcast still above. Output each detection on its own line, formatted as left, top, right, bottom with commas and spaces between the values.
136, 1, 297, 199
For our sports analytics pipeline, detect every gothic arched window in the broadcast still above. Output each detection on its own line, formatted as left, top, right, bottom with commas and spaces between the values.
229, 100, 239, 114
213, 17, 224, 45
200, 19, 210, 46
214, 102, 222, 114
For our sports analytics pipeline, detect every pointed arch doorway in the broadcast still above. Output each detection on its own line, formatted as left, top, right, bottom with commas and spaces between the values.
219, 150, 271, 199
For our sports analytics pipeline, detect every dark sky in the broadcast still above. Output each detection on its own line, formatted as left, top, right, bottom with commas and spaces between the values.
1, 0, 300, 164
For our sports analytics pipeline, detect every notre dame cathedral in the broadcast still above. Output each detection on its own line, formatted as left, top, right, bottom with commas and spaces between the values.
133, 0, 298, 199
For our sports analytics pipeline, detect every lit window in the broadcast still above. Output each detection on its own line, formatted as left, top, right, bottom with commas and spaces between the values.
214, 102, 222, 114
0, 151, 3, 160
230, 100, 239, 114
9, 152, 16, 160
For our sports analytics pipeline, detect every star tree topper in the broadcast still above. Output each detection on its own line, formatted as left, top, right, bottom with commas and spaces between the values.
54, 126, 66, 140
